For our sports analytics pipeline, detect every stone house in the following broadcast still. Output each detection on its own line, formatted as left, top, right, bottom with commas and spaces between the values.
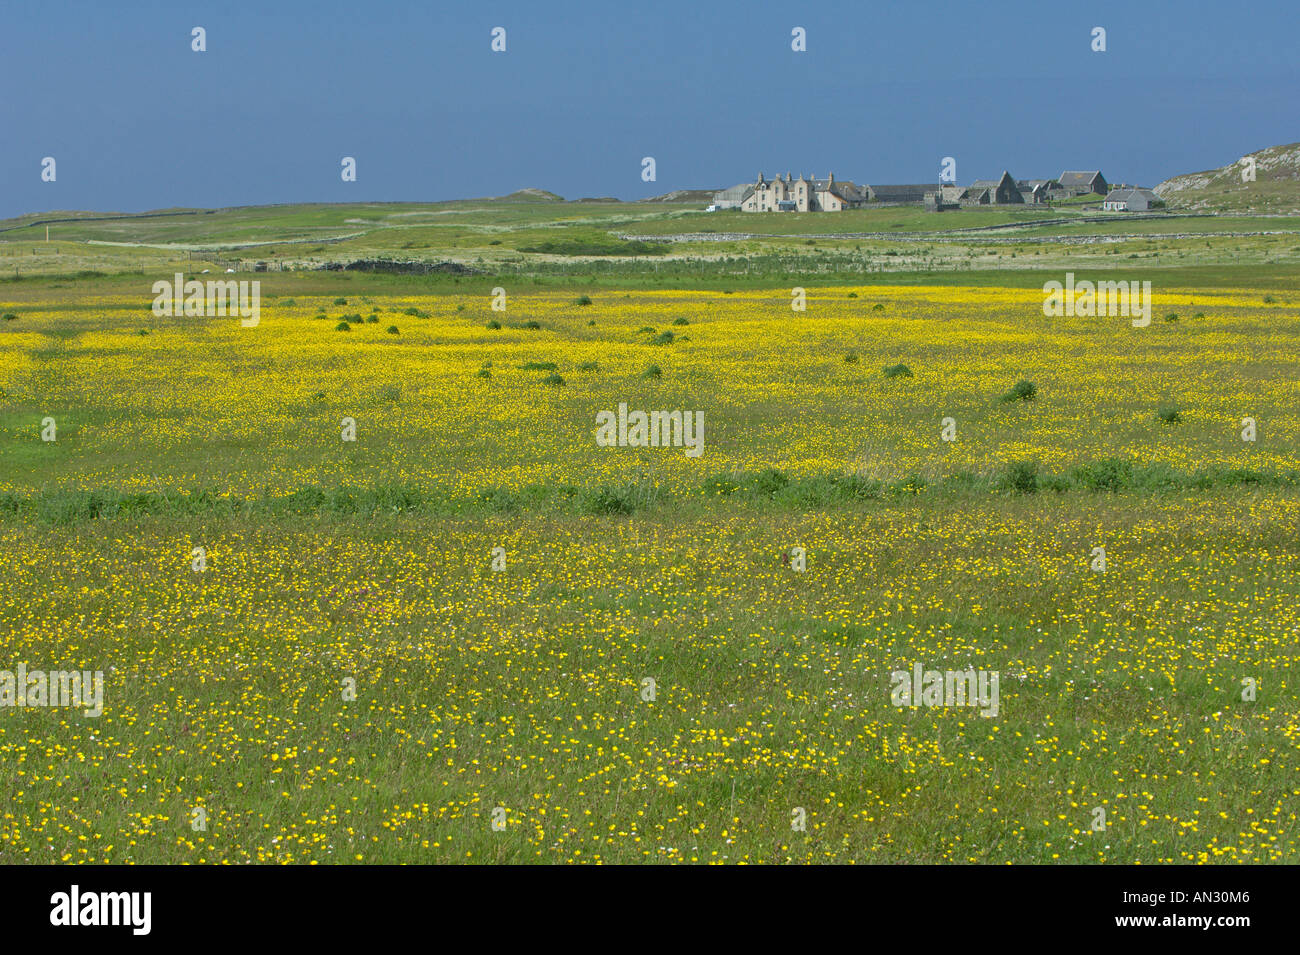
729, 172, 868, 212
960, 171, 1024, 205
1102, 187, 1158, 211
1017, 179, 1058, 204
1057, 170, 1109, 196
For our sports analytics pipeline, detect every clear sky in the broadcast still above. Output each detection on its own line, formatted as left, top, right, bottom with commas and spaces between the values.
2, 0, 1296, 217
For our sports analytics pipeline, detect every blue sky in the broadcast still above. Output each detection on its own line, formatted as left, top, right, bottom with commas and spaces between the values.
2, 0, 1296, 217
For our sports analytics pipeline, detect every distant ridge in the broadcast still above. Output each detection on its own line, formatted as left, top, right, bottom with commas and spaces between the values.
1155, 142, 1300, 212
644, 189, 718, 203
493, 188, 564, 202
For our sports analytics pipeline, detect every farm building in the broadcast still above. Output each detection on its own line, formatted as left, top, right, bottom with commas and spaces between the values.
721, 172, 869, 212
1057, 170, 1109, 196
1102, 187, 1159, 211
1017, 179, 1058, 203
710, 182, 754, 210
709, 167, 1120, 211
867, 183, 943, 204
960, 171, 1024, 205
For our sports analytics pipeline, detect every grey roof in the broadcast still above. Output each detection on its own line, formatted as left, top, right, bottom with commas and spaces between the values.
714, 183, 755, 202
968, 173, 1015, 188
811, 178, 867, 200
1104, 188, 1153, 202
1059, 170, 1103, 187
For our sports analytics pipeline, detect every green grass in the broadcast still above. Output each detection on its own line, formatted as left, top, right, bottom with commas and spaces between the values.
1, 487, 1295, 863
1, 462, 1293, 525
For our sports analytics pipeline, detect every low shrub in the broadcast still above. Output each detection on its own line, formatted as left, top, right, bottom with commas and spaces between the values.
1000, 380, 1037, 402
1002, 459, 1039, 494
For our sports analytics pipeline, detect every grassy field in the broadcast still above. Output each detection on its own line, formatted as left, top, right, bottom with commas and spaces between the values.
1, 269, 1297, 863
4, 197, 1299, 283
1, 492, 1295, 863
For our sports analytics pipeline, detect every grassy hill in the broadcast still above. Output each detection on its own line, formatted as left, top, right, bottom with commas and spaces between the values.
494, 188, 565, 202
1155, 142, 1300, 213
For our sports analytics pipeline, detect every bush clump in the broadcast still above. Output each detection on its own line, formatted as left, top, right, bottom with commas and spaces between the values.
1070, 458, 1133, 492
642, 364, 663, 380
1003, 459, 1039, 494
883, 363, 912, 378
751, 468, 790, 496
1157, 405, 1182, 424
582, 486, 636, 515
1000, 380, 1037, 402
335, 321, 351, 331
